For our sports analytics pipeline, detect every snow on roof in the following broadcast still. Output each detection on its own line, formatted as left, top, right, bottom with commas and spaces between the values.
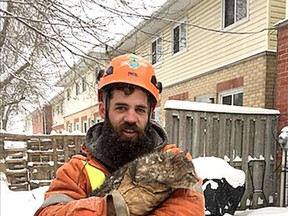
164, 100, 280, 115
4, 141, 27, 150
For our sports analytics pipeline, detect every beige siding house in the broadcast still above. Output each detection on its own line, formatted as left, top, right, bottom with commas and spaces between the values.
112, 0, 285, 124
51, 51, 108, 133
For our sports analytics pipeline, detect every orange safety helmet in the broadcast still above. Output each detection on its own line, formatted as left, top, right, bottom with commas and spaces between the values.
97, 54, 162, 108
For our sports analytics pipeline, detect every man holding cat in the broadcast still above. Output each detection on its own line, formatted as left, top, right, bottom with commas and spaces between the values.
35, 54, 205, 216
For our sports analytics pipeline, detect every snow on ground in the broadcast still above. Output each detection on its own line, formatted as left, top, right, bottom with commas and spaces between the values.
0, 172, 48, 215
234, 207, 288, 216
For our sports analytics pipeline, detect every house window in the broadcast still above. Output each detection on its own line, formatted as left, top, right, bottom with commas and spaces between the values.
60, 103, 63, 115
67, 123, 72, 132
82, 121, 88, 133
74, 122, 79, 131
173, 20, 187, 54
219, 88, 243, 106
224, 0, 247, 28
82, 77, 86, 92
151, 37, 162, 65
67, 89, 70, 101
75, 83, 80, 96
57, 106, 60, 115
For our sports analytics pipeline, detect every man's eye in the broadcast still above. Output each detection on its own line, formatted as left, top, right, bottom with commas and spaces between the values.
116, 107, 126, 111
136, 108, 147, 114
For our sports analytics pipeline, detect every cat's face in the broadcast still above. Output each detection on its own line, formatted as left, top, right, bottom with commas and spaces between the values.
132, 151, 198, 189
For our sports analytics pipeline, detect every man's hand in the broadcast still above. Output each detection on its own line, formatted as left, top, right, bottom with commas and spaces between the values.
108, 168, 172, 216
104, 150, 198, 215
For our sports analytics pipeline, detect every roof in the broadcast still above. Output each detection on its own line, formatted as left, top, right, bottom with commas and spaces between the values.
56, 49, 108, 87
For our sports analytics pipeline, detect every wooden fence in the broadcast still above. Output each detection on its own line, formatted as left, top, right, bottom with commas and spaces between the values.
164, 100, 280, 209
0, 133, 85, 190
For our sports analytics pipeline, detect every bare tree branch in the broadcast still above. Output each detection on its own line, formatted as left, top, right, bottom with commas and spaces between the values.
0, 0, 165, 130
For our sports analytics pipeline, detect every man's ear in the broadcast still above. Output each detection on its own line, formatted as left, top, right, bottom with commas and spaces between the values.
99, 101, 105, 119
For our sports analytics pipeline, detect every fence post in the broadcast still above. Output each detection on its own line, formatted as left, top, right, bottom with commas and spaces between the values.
178, 111, 187, 150
164, 110, 173, 143
192, 112, 201, 158
0, 134, 6, 172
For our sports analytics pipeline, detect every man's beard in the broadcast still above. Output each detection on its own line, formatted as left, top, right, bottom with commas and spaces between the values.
92, 119, 158, 172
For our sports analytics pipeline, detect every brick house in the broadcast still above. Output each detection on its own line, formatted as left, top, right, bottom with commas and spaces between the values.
31, 105, 52, 134
51, 51, 108, 133
275, 13, 288, 131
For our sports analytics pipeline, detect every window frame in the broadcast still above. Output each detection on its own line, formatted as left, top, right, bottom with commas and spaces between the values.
172, 18, 187, 56
75, 83, 80, 96
218, 87, 243, 106
222, 0, 248, 29
82, 76, 86, 92
151, 36, 163, 65
74, 122, 79, 131
82, 120, 88, 133
66, 89, 71, 101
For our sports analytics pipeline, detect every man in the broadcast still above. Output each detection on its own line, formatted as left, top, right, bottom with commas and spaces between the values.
35, 54, 205, 215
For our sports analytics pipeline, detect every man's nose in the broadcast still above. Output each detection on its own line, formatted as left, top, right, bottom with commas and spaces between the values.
123, 109, 137, 123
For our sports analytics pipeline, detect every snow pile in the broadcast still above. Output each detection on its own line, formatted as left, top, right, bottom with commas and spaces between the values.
193, 156, 245, 188
0, 172, 48, 216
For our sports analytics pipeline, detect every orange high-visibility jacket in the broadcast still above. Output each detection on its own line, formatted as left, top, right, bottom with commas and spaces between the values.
35, 144, 205, 216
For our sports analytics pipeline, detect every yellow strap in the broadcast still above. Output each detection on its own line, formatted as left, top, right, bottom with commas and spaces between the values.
81, 160, 106, 191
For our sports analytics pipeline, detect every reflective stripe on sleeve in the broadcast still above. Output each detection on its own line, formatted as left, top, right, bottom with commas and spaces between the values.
40, 194, 74, 208
81, 160, 106, 190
